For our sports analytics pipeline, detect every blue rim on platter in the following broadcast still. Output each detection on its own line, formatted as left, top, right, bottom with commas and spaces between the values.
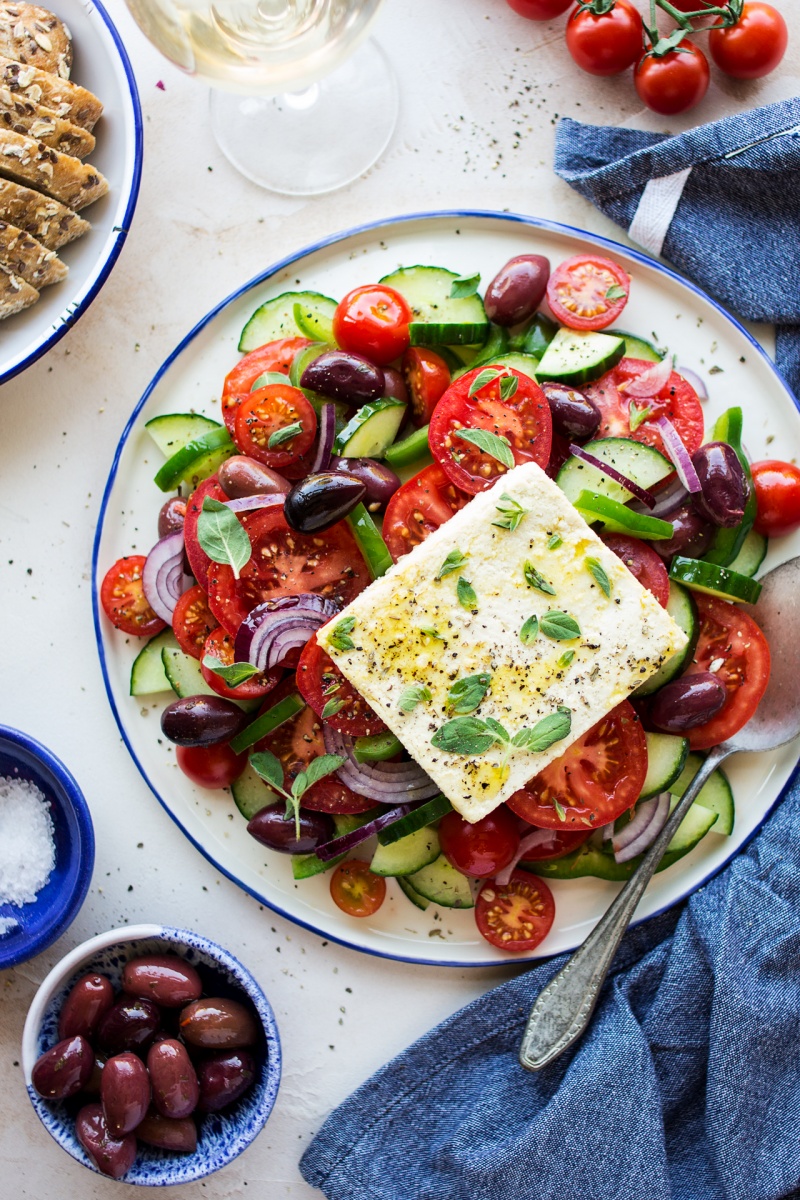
91, 209, 800, 968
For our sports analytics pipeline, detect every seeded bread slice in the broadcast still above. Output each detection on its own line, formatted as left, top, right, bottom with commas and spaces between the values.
0, 87, 93, 156
0, 258, 37, 316
0, 216, 64, 288
0, 54, 101, 129
0, 176, 87, 246
0, 4, 71, 77
0, 128, 107, 208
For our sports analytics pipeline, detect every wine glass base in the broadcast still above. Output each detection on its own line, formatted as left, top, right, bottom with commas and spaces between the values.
209, 39, 398, 196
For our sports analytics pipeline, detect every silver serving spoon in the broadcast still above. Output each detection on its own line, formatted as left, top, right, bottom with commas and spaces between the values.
519, 555, 800, 1073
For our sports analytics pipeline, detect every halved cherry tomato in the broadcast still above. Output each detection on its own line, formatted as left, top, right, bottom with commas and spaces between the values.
296, 636, 386, 737
200, 626, 280, 701
634, 43, 710, 116
233, 383, 317, 470
585, 358, 705, 457
508, 701, 647, 829
172, 584, 219, 659
183, 475, 227, 592
100, 556, 165, 637
329, 859, 386, 917
475, 871, 555, 952
206, 508, 370, 636
176, 742, 247, 789
565, 0, 643, 77
602, 534, 670, 607
751, 460, 800, 536
221, 336, 311, 433
438, 809, 520, 879
429, 366, 552, 495
402, 347, 451, 426
382, 463, 470, 561
517, 826, 592, 861
681, 593, 770, 751
709, 2, 787, 80
546, 255, 630, 331
300, 777, 375, 815
332, 284, 411, 366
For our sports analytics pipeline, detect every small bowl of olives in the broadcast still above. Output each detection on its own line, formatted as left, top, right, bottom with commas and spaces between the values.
21, 924, 281, 1185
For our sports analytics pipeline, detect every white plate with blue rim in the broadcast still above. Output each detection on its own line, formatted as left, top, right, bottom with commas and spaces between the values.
91, 210, 800, 967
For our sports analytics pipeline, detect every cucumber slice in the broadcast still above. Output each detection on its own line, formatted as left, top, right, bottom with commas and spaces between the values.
239, 290, 337, 353
635, 581, 699, 697
535, 328, 625, 386
670, 753, 734, 835
293, 300, 334, 344
291, 813, 377, 880
288, 343, 331, 387
353, 731, 403, 762
229, 691, 305, 754
161, 647, 261, 711
669, 556, 762, 604
370, 825, 441, 877
377, 794, 452, 845
397, 876, 431, 911
703, 407, 757, 567
130, 629, 180, 696
405, 854, 474, 908
457, 351, 541, 383
153, 426, 234, 492
334, 398, 406, 458
383, 425, 430, 470
250, 371, 294, 391
346, 503, 392, 579
509, 311, 558, 357
726, 528, 767, 578
145, 414, 222, 457
379, 265, 488, 333
609, 330, 664, 362
231, 761, 276, 820
557, 436, 672, 506
574, 489, 674, 540
409, 321, 490, 347
640, 733, 689, 799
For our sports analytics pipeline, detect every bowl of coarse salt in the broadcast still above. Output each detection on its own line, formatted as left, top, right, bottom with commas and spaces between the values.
0, 725, 94, 970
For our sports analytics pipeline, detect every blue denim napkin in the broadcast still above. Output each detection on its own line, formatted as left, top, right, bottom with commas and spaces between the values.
300, 102, 800, 1200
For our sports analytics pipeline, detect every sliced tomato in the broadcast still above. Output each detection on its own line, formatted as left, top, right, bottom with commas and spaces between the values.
602, 534, 670, 607
300, 777, 375, 815
475, 871, 555, 952
507, 701, 647, 829
172, 584, 219, 659
221, 336, 311, 433
296, 636, 386, 737
100, 555, 165, 637
402, 346, 451, 426
200, 626, 281, 701
517, 826, 592, 861
206, 508, 370, 636
382, 463, 470, 562
332, 285, 411, 366
681, 593, 770, 750
176, 742, 247, 789
585, 358, 705, 456
546, 255, 630, 331
183, 475, 227, 592
233, 383, 317, 470
329, 859, 386, 917
254, 677, 323, 788
429, 365, 552, 494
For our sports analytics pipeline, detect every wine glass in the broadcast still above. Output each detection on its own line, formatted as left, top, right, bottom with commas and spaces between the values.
125, 0, 398, 195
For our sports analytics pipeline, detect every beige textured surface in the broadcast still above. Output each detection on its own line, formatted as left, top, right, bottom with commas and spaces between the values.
0, 0, 797, 1195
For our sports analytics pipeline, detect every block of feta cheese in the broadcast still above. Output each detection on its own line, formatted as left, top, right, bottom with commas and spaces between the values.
319, 461, 687, 824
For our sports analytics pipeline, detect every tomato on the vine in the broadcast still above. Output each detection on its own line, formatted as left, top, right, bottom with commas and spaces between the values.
709, 2, 788, 79
100, 556, 165, 638
546, 255, 630, 331
475, 871, 555, 953
332, 284, 411, 366
634, 43, 710, 115
505, 0, 572, 17
233, 383, 317, 471
438, 809, 520, 879
176, 742, 247, 789
330, 860, 386, 917
565, 0, 644, 77
751, 460, 800, 536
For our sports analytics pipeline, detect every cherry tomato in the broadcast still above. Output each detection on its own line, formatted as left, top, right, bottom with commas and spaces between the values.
438, 809, 520, 879
634, 43, 710, 116
508, 701, 647, 829
517, 827, 592, 861
382, 463, 470, 562
233, 384, 317, 471
602, 534, 670, 607
585, 358, 705, 457
401, 347, 451, 426
505, 0, 572, 17
709, 2, 787, 79
329, 860, 386, 917
429, 366, 552, 495
332, 285, 411, 366
100, 556, 165, 638
172, 584, 218, 659
751, 459, 800, 536
296, 636, 386, 737
221, 336, 311, 433
183, 475, 227, 592
565, 0, 644, 76
176, 742, 247, 789
200, 626, 280, 701
546, 255, 630, 331
681, 593, 771, 751
299, 777, 376, 815
475, 871, 555, 953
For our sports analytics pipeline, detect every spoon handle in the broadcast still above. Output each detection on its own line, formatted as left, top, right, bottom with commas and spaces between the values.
519, 744, 729, 1072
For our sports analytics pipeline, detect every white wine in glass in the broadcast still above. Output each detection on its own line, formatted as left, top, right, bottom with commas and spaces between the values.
125, 0, 397, 194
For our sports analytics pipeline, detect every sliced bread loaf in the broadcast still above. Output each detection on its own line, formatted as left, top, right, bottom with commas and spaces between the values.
0, 257, 37, 316
0, 4, 72, 77
0, 54, 101, 129
0, 216, 65, 287
0, 88, 94, 156
0, 128, 107, 208
0, 177, 88, 247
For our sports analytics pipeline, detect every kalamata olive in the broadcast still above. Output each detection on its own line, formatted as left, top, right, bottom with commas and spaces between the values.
161, 694, 249, 747
541, 383, 601, 440
331, 456, 400, 508
85, 1054, 107, 1096
650, 672, 727, 733
382, 366, 409, 404
484, 254, 550, 326
179, 997, 260, 1049
247, 802, 334, 855
197, 1049, 256, 1112
284, 471, 366, 534
76, 1103, 137, 1180
58, 973, 114, 1040
653, 502, 714, 560
301, 350, 385, 406
97, 995, 161, 1054
32, 1035, 94, 1099
123, 955, 202, 1008
137, 1109, 198, 1154
158, 496, 187, 538
218, 454, 291, 499
147, 1039, 199, 1119
692, 441, 748, 527
101, 1052, 151, 1136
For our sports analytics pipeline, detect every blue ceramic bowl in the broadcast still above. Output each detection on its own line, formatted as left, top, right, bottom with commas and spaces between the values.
22, 925, 282, 1186
0, 726, 94, 970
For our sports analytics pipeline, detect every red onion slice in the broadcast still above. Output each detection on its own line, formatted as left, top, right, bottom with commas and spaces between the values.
613, 793, 670, 863
223, 493, 286, 514
311, 402, 336, 475
676, 366, 708, 402
234, 593, 339, 670
630, 474, 689, 518
315, 804, 415, 862
143, 531, 189, 623
654, 416, 702, 494
495, 829, 558, 886
323, 726, 440, 803
569, 443, 655, 509
620, 356, 673, 398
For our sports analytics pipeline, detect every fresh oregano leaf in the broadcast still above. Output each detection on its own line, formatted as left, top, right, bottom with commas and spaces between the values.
457, 576, 477, 610
512, 706, 571, 753
558, 649, 575, 668
201, 655, 260, 688
268, 420, 304, 449
548, 533, 563, 550
321, 698, 346, 719
492, 493, 527, 531
553, 796, 567, 822
468, 368, 502, 397
436, 548, 468, 580
524, 560, 556, 595
197, 497, 252, 580
329, 616, 356, 651
453, 427, 514, 468
520, 614, 539, 645
249, 750, 284, 792
450, 273, 481, 299
431, 716, 499, 756
628, 402, 653, 433
586, 557, 611, 597
398, 684, 431, 713
299, 754, 346, 793
606, 283, 627, 301
541, 611, 582, 640
419, 624, 444, 640
446, 672, 491, 715
499, 374, 519, 401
